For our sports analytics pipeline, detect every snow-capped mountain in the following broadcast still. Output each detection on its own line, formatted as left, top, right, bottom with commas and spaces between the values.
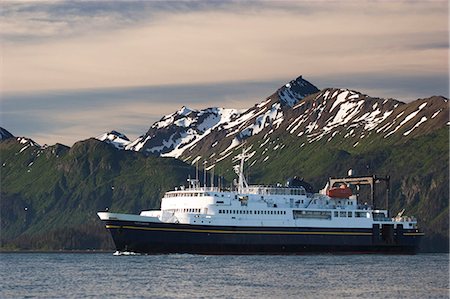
123, 76, 320, 158
125, 106, 243, 157
93, 75, 448, 170
281, 90, 447, 145
96, 130, 131, 150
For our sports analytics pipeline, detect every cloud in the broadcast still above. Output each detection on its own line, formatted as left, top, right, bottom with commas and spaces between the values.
1, 1, 447, 93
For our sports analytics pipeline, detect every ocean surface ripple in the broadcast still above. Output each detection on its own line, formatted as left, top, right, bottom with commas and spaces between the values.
0, 253, 448, 299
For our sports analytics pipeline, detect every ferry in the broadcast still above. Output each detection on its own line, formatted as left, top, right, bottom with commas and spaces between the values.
98, 150, 423, 254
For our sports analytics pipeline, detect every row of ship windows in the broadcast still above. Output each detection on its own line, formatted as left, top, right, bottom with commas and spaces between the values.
175, 208, 201, 213
171, 208, 370, 218
168, 193, 207, 198
218, 210, 287, 215
335, 211, 370, 218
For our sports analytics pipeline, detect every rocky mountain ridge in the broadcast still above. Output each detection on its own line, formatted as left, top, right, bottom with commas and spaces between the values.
95, 76, 448, 171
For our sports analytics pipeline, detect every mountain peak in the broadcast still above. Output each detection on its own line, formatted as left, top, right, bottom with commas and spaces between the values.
178, 106, 194, 116
0, 127, 14, 140
96, 130, 131, 150
278, 75, 320, 107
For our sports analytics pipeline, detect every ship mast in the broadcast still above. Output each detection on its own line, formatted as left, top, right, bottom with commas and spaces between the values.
237, 147, 250, 193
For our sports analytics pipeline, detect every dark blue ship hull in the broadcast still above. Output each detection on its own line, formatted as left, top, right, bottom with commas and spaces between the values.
101, 219, 423, 254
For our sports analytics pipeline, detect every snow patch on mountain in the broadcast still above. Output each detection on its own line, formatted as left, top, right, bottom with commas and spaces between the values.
239, 103, 283, 138
403, 116, 428, 136
96, 131, 131, 149
385, 103, 427, 138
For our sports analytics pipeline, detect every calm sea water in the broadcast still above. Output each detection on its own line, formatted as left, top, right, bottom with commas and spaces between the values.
0, 253, 448, 299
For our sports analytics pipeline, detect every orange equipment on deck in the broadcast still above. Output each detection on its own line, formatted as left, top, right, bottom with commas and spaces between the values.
327, 184, 353, 199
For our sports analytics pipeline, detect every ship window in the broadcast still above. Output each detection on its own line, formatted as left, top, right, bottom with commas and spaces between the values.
348, 212, 352, 217
250, 211, 253, 214
334, 211, 338, 217
355, 211, 369, 218
340, 211, 346, 217
293, 210, 332, 220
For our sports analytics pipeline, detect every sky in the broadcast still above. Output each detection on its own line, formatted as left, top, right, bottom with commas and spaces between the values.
1, 0, 448, 146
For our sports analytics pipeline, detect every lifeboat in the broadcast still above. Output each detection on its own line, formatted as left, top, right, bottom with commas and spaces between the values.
327, 184, 352, 198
